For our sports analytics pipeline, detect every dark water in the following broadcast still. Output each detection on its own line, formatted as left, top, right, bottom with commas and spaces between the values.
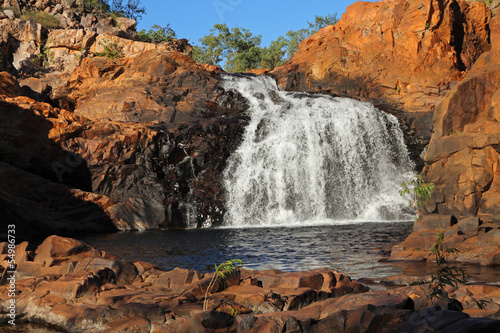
80, 221, 414, 279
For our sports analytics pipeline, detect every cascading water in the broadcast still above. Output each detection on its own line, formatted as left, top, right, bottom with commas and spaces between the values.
222, 74, 415, 227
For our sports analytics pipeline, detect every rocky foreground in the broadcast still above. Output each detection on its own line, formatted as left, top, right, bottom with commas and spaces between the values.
1, 0, 500, 267
1, 235, 500, 332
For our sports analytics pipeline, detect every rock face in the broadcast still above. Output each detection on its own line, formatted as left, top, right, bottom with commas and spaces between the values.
0, 69, 246, 237
391, 214, 500, 265
422, 14, 500, 218
1, 235, 499, 332
391, 14, 500, 265
64, 47, 224, 123
271, 0, 492, 156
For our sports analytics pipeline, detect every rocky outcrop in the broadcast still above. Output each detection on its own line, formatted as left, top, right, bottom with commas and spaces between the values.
271, 0, 492, 163
63, 46, 223, 122
1, 235, 499, 332
0, 0, 248, 238
0, 0, 137, 36
0, 67, 246, 237
391, 214, 500, 265
0, 0, 192, 101
390, 14, 500, 264
421, 13, 500, 218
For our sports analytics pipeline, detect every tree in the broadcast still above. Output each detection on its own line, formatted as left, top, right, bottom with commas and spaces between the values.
282, 13, 339, 61
283, 28, 309, 61
81, 0, 109, 13
137, 24, 176, 43
110, 0, 146, 21
193, 23, 262, 72
193, 14, 338, 72
399, 175, 435, 221
307, 13, 338, 34
78, 0, 146, 21
260, 36, 287, 70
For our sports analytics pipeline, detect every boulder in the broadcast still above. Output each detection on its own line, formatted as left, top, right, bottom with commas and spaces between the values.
399, 306, 500, 333
0, 18, 44, 72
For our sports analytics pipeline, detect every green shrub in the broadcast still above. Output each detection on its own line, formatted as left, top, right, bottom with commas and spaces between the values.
399, 175, 435, 221
75, 0, 146, 21
20, 10, 60, 29
428, 229, 490, 310
95, 39, 122, 59
31, 44, 55, 67
137, 24, 176, 43
428, 230, 466, 308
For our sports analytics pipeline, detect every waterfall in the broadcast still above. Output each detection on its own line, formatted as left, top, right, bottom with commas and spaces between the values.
222, 74, 414, 227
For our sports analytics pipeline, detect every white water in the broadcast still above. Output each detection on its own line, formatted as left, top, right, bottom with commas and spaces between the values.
222, 74, 414, 227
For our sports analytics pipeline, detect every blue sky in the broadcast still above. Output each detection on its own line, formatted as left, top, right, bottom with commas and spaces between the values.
137, 0, 376, 47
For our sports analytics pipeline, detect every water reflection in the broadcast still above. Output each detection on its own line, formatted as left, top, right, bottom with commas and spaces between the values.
81, 222, 414, 279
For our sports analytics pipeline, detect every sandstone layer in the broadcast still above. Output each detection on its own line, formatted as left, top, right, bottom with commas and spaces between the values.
1, 235, 499, 332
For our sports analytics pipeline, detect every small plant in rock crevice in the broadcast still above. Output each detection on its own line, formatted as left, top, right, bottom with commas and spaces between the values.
427, 228, 490, 311
32, 44, 55, 67
94, 39, 123, 59
399, 174, 435, 221
203, 259, 243, 311
75, 48, 88, 63
428, 229, 466, 309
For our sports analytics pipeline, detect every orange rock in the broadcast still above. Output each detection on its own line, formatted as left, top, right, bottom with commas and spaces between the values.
64, 47, 223, 123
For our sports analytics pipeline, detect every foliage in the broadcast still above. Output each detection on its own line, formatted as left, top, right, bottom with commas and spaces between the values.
75, 48, 88, 63
259, 36, 287, 70
203, 259, 243, 311
77, 0, 146, 21
137, 24, 176, 43
32, 44, 55, 67
80, 0, 109, 12
110, 0, 146, 21
193, 14, 338, 72
194, 23, 262, 72
428, 229, 490, 310
284, 13, 338, 60
1, 5, 21, 16
428, 229, 467, 309
399, 175, 435, 221
20, 10, 60, 29
95, 39, 122, 59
